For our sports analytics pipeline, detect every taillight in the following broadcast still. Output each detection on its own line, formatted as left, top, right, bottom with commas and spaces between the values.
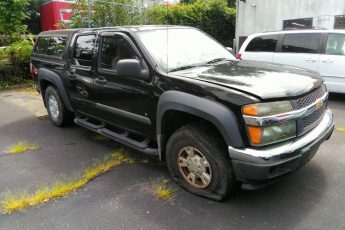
236, 53, 242, 59
30, 63, 38, 75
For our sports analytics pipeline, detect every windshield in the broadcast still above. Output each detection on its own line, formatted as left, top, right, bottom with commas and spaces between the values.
135, 28, 236, 72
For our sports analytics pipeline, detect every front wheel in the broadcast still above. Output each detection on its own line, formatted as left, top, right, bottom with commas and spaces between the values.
166, 123, 238, 201
44, 86, 74, 127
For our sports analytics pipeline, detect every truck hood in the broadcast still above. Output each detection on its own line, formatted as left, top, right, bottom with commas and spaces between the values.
170, 61, 323, 100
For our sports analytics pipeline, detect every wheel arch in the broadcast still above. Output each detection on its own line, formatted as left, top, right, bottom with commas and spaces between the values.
38, 68, 74, 112
157, 91, 245, 160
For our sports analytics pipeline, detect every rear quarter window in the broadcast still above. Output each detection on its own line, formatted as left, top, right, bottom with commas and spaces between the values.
34, 37, 50, 55
281, 33, 321, 53
47, 37, 67, 56
245, 35, 279, 52
34, 36, 67, 56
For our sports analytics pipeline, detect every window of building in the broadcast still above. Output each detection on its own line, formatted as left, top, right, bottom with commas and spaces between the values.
47, 37, 67, 56
100, 36, 137, 71
334, 15, 345, 29
281, 33, 321, 53
283, 18, 313, 30
326, 34, 345, 55
73, 35, 96, 67
34, 37, 50, 55
245, 35, 279, 52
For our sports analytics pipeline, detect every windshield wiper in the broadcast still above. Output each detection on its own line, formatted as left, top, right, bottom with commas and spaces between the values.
169, 65, 198, 72
206, 58, 229, 64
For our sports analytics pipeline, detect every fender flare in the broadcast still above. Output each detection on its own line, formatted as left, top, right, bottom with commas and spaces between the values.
38, 68, 74, 112
156, 91, 245, 159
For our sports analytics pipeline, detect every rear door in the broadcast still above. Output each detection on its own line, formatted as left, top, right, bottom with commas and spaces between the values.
318, 33, 345, 93
66, 33, 97, 114
273, 33, 322, 71
240, 34, 278, 62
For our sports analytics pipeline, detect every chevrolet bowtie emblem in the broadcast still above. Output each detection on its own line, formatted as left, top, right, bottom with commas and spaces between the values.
316, 100, 324, 110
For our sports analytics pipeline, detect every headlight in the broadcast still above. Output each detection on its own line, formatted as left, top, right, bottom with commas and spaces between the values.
242, 101, 296, 146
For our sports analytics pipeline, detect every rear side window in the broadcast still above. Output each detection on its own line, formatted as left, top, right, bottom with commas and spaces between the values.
73, 35, 96, 67
326, 34, 345, 55
34, 37, 50, 54
47, 37, 67, 56
245, 35, 279, 52
281, 33, 321, 53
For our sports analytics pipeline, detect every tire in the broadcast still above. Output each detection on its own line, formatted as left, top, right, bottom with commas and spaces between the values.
44, 86, 74, 127
166, 123, 238, 201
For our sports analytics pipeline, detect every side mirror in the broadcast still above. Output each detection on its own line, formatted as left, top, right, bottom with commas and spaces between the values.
117, 59, 144, 78
226, 47, 235, 55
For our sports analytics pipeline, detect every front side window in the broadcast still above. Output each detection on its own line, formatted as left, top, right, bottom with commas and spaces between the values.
34, 37, 50, 55
135, 28, 236, 72
100, 36, 137, 71
281, 33, 321, 54
246, 35, 279, 52
326, 34, 345, 55
73, 35, 96, 67
47, 37, 67, 56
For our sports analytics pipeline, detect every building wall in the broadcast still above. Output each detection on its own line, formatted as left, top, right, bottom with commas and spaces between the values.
235, 0, 345, 50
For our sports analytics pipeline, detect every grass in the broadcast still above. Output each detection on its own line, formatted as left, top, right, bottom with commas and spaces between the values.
336, 127, 345, 132
5, 140, 39, 155
0, 150, 134, 214
153, 179, 175, 201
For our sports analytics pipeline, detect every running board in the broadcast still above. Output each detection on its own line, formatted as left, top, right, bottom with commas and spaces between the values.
74, 116, 158, 156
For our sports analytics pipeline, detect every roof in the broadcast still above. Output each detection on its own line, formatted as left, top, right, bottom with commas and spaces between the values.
248, 29, 345, 37
38, 29, 79, 37
38, 25, 193, 37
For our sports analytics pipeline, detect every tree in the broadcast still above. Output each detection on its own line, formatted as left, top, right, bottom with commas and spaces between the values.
148, 0, 236, 46
0, 0, 30, 44
70, 0, 143, 28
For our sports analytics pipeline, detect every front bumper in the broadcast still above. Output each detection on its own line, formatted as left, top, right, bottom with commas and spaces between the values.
228, 109, 334, 182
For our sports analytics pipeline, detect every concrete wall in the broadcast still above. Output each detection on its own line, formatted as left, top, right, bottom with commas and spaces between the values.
235, 0, 345, 50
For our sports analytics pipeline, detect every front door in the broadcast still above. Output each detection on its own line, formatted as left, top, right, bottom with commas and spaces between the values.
93, 33, 155, 137
318, 33, 345, 93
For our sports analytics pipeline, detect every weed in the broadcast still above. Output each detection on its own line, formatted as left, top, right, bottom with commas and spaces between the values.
0, 150, 133, 214
5, 141, 39, 155
336, 127, 345, 132
153, 179, 175, 201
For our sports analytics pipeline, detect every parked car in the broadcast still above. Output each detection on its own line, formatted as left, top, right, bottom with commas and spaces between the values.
238, 29, 345, 94
31, 26, 334, 201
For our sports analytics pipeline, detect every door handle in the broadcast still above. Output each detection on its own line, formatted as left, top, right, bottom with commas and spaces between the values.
67, 72, 76, 79
321, 59, 333, 63
305, 58, 317, 62
95, 77, 107, 84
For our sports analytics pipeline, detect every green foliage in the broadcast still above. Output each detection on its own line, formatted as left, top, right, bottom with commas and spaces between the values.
0, 0, 30, 44
0, 40, 33, 88
70, 0, 144, 28
148, 0, 236, 46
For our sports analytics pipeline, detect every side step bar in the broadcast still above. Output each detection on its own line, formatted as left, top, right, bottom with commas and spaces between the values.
74, 116, 158, 156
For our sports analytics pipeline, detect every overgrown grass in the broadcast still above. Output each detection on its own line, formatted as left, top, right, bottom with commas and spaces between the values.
153, 179, 175, 201
336, 127, 345, 132
0, 150, 134, 214
5, 140, 39, 155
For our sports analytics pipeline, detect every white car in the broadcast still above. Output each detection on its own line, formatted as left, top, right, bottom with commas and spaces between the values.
238, 30, 345, 94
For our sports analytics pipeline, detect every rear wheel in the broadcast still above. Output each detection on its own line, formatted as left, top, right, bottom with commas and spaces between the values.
166, 123, 238, 201
44, 86, 74, 127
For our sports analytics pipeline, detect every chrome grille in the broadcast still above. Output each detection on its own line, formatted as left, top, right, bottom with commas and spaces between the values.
294, 85, 326, 109
301, 104, 326, 129
293, 85, 327, 135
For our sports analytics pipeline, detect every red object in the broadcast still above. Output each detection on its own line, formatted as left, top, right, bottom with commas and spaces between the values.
40, 1, 73, 31
236, 53, 242, 59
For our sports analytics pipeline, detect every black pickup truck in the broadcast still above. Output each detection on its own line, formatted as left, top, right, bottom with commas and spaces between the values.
31, 26, 334, 200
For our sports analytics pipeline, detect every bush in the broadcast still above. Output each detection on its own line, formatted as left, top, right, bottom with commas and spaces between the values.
0, 40, 33, 88
147, 0, 236, 46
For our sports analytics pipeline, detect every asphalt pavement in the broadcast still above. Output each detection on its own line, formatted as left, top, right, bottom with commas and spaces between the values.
0, 89, 344, 230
